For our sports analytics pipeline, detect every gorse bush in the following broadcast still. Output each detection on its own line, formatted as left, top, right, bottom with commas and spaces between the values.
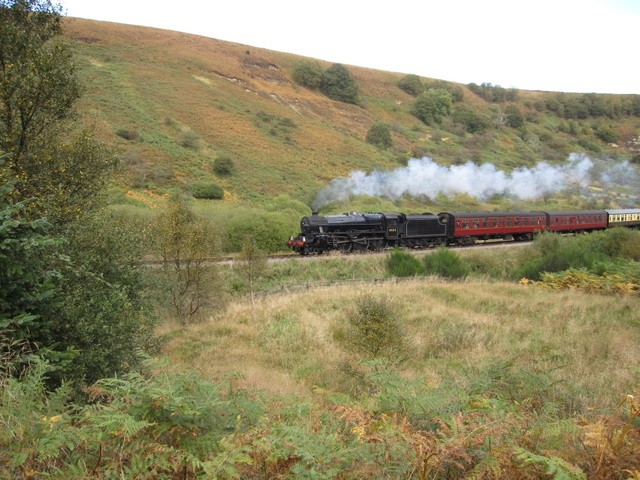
423, 247, 469, 279
386, 249, 425, 277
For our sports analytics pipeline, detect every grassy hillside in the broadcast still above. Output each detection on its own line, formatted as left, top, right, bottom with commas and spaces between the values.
63, 18, 640, 211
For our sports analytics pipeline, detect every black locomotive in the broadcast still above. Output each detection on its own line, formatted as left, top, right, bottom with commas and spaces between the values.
287, 208, 640, 254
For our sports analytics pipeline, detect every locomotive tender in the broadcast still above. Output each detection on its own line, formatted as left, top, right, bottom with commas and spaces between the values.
287, 208, 640, 254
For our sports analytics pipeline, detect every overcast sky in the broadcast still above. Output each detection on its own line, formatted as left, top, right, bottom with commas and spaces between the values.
59, 0, 639, 94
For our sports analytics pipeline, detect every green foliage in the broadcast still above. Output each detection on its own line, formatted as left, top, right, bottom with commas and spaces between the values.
468, 82, 518, 102
386, 249, 425, 277
0, 187, 59, 365
600, 227, 640, 260
396, 73, 424, 96
411, 88, 452, 125
320, 63, 359, 104
0, 0, 79, 163
515, 448, 587, 479
224, 209, 296, 253
423, 247, 469, 279
41, 210, 157, 386
154, 193, 226, 324
594, 124, 618, 143
426, 80, 465, 102
452, 105, 489, 133
504, 104, 525, 128
0, 358, 259, 479
365, 121, 393, 148
213, 154, 235, 176
515, 232, 608, 281
0, 1, 118, 227
190, 181, 224, 199
340, 294, 406, 359
291, 60, 324, 89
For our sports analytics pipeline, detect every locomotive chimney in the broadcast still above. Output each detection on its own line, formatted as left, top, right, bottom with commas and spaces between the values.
312, 209, 319, 216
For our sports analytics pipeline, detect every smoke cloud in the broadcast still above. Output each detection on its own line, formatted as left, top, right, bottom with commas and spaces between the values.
312, 153, 640, 209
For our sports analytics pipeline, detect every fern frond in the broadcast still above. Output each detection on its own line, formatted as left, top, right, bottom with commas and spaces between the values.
515, 447, 586, 480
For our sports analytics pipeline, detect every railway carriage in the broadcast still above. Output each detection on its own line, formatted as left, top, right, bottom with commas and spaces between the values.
605, 209, 640, 229
438, 211, 546, 245
545, 210, 607, 233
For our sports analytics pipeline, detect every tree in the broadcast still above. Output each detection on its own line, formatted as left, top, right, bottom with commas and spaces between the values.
365, 122, 393, 149
155, 193, 225, 324
0, 0, 78, 162
320, 63, 359, 104
292, 60, 323, 89
397, 74, 424, 96
0, 0, 115, 226
42, 210, 157, 385
0, 178, 60, 372
411, 88, 452, 125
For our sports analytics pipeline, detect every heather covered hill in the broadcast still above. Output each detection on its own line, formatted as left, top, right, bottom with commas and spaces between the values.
63, 18, 640, 207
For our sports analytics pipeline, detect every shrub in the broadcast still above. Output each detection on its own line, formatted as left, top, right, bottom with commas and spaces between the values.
190, 182, 223, 200
320, 63, 359, 104
224, 209, 296, 253
365, 122, 393, 149
116, 129, 140, 141
423, 247, 469, 279
411, 89, 452, 125
514, 232, 608, 281
340, 294, 406, 359
452, 106, 489, 133
397, 74, 424, 96
386, 249, 425, 277
213, 155, 235, 176
504, 105, 525, 128
292, 60, 324, 89
180, 129, 200, 149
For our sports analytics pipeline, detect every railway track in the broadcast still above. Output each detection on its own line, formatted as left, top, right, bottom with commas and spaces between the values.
143, 238, 527, 267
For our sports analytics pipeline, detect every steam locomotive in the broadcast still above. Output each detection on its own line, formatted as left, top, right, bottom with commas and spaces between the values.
287, 208, 640, 254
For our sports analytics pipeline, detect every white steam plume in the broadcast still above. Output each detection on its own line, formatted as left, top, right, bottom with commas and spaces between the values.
312, 153, 640, 209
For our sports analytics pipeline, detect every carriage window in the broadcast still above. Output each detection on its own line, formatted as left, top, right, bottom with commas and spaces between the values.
483, 220, 489, 227
463, 221, 469, 228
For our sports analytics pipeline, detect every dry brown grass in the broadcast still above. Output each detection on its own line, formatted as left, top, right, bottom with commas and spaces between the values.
161, 278, 640, 413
